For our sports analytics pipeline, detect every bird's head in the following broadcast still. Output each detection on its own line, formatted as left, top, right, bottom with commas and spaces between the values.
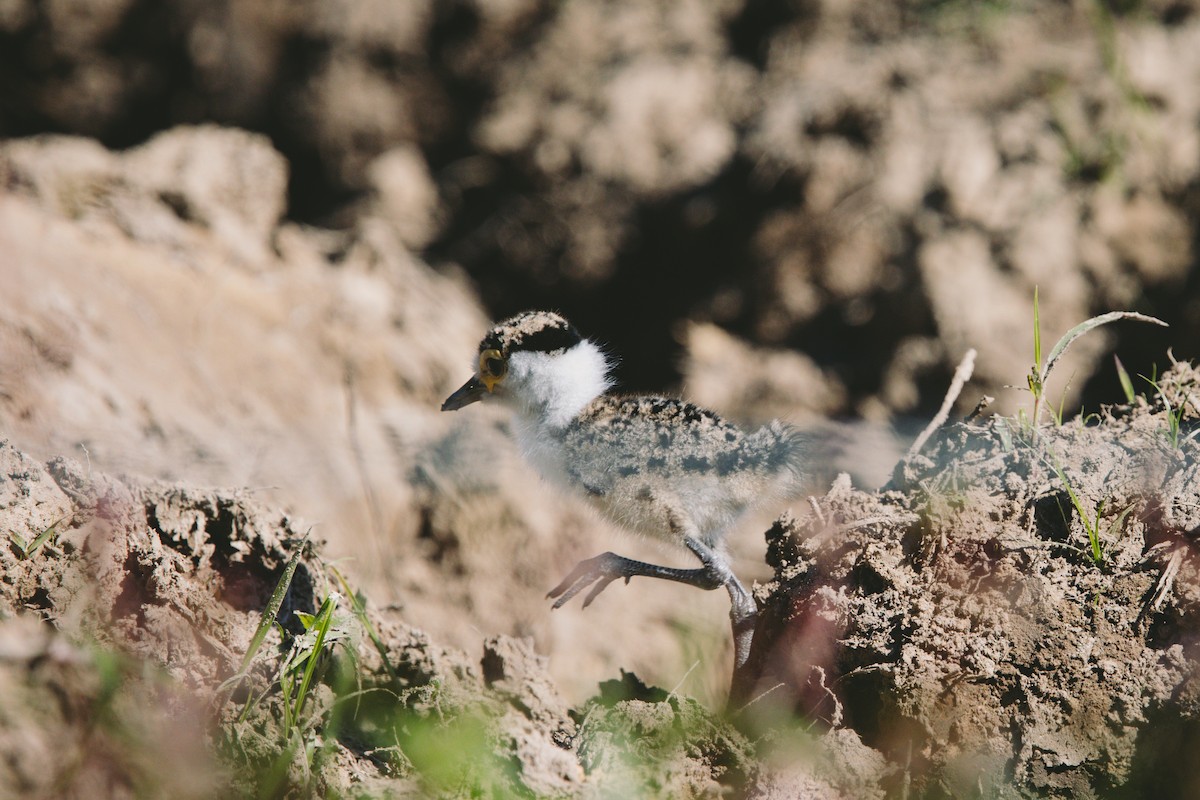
441, 310, 613, 426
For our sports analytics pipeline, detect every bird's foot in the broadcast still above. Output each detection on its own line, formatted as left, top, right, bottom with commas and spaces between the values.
546, 552, 629, 609
548, 551, 722, 610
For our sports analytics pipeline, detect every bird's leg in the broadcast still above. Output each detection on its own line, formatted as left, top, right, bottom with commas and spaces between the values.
682, 536, 758, 674
547, 552, 722, 609
548, 509, 759, 698
546, 535, 759, 680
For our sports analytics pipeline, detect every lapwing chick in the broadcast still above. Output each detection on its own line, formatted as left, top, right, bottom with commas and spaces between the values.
442, 310, 806, 691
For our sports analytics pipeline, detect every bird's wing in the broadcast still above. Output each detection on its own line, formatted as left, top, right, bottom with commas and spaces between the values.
563, 396, 749, 481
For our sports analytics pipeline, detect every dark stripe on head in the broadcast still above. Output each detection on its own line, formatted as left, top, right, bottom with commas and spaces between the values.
511, 322, 582, 353
481, 311, 583, 357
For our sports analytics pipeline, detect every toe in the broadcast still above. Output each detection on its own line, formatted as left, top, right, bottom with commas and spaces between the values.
580, 576, 619, 608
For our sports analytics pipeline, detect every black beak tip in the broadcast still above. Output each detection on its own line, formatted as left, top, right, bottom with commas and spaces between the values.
442, 376, 486, 412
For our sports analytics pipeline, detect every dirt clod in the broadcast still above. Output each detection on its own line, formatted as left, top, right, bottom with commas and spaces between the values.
744, 378, 1200, 797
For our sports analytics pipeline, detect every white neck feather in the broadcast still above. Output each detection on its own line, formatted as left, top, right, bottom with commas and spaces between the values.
504, 340, 611, 428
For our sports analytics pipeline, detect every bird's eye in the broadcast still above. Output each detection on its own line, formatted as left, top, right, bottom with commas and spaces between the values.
478, 348, 507, 391
479, 349, 506, 377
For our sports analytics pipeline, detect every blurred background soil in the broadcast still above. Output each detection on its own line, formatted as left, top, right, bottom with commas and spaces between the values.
1, 0, 1200, 765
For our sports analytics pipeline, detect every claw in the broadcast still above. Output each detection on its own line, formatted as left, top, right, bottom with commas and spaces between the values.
581, 575, 620, 608
547, 553, 625, 609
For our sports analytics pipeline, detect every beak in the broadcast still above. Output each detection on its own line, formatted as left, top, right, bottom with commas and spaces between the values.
441, 375, 488, 411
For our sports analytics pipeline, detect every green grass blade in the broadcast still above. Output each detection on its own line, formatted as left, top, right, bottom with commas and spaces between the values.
10, 516, 68, 560
1040, 311, 1167, 386
239, 530, 311, 674
1033, 286, 1042, 373
1052, 393, 1066, 426
330, 565, 397, 680
293, 593, 337, 724
24, 520, 61, 555
1110, 503, 1135, 539
1141, 374, 1183, 448
280, 664, 295, 734
218, 530, 311, 700
1050, 459, 1102, 563
1114, 356, 1135, 404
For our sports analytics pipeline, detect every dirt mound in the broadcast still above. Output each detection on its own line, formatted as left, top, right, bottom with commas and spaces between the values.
742, 359, 1200, 797
0, 438, 562, 795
